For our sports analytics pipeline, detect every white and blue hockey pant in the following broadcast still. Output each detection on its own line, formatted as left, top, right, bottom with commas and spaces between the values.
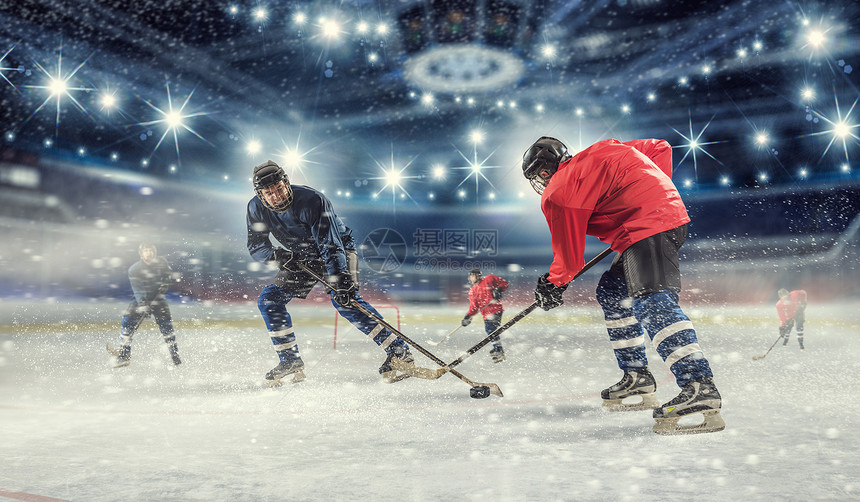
595, 225, 713, 387
117, 297, 175, 357
257, 284, 408, 363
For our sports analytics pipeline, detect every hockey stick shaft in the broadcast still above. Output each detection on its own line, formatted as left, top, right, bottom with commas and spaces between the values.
297, 263, 503, 395
427, 325, 462, 346
752, 332, 784, 361
427, 300, 498, 346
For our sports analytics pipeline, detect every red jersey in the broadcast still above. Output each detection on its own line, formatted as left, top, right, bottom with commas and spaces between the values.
541, 138, 690, 286
776, 290, 807, 325
467, 274, 509, 318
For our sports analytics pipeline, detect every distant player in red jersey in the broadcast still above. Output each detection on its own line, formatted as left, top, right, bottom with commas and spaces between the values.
522, 136, 724, 435
776, 288, 807, 350
461, 268, 509, 363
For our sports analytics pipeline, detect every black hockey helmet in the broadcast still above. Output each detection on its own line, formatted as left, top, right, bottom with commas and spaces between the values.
521, 136, 571, 194
253, 160, 293, 212
469, 268, 482, 282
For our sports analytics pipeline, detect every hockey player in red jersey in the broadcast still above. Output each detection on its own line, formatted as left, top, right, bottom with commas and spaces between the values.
461, 268, 509, 363
776, 288, 807, 349
522, 136, 724, 435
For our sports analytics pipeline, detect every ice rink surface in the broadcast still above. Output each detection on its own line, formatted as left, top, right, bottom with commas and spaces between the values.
1, 299, 859, 501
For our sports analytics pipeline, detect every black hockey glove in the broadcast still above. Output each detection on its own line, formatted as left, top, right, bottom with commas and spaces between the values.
534, 273, 568, 311
492, 287, 504, 301
461, 315, 473, 327
332, 272, 357, 307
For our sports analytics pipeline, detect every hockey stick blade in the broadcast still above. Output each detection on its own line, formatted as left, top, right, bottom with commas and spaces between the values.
391, 357, 447, 379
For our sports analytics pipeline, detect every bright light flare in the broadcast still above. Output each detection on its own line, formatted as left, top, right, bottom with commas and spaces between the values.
801, 87, 815, 101
99, 92, 117, 109
376, 23, 389, 36
806, 29, 826, 48
755, 132, 770, 146
431, 164, 446, 179
321, 19, 341, 39
245, 139, 262, 155
469, 130, 484, 144
136, 83, 211, 164
356, 21, 369, 34
294, 12, 307, 25
253, 7, 268, 22
48, 78, 67, 96
541, 44, 556, 58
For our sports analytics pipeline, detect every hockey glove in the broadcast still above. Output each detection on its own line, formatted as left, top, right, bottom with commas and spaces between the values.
332, 272, 357, 307
535, 273, 568, 311
492, 287, 504, 301
461, 315, 473, 327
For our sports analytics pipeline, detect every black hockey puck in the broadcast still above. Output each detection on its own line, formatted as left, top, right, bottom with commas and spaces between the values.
469, 385, 490, 399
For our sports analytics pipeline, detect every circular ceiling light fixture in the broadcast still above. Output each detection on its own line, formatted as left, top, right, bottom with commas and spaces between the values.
404, 44, 524, 93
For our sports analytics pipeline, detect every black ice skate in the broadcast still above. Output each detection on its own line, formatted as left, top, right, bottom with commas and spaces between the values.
265, 359, 306, 387
489, 346, 506, 364
169, 345, 182, 365
601, 367, 658, 412
379, 347, 414, 383
652, 377, 725, 435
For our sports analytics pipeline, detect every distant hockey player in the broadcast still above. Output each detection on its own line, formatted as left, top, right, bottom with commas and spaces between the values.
521, 136, 724, 435
247, 160, 413, 386
461, 268, 509, 363
111, 242, 181, 368
776, 288, 807, 350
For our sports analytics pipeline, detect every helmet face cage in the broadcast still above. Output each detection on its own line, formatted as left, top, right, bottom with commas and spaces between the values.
253, 162, 293, 213
522, 137, 570, 195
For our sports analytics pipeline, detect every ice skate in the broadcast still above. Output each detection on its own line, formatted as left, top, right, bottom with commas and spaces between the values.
265, 359, 306, 387
107, 343, 131, 368
601, 367, 658, 411
489, 346, 506, 364
169, 345, 182, 365
379, 347, 414, 383
112, 354, 131, 368
652, 377, 725, 435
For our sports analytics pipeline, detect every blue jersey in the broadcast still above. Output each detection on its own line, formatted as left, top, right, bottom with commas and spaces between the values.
128, 257, 172, 304
246, 184, 355, 276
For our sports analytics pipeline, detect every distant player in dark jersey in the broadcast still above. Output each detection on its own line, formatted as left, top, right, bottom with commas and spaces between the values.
776, 288, 807, 350
111, 242, 180, 368
246, 160, 413, 386
522, 136, 724, 435
461, 268, 509, 363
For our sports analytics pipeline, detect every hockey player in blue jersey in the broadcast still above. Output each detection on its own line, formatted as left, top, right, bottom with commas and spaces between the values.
110, 242, 181, 368
247, 160, 414, 386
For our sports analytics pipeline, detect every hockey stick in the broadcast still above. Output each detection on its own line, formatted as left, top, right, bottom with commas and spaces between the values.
752, 332, 784, 361
426, 325, 462, 346
394, 246, 615, 379
296, 263, 504, 397
426, 300, 499, 346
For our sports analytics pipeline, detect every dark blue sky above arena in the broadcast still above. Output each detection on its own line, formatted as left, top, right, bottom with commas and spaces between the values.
1, 0, 858, 202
